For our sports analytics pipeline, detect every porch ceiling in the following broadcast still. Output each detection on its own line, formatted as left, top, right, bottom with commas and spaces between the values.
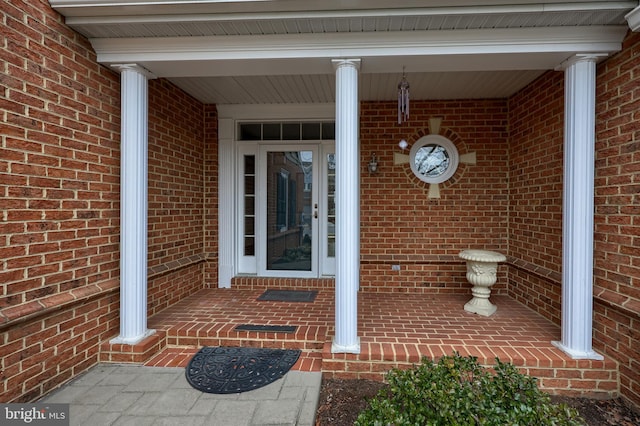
50, 0, 637, 104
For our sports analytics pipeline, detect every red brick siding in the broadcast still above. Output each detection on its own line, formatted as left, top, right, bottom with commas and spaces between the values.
1, 0, 121, 309
1, 0, 122, 402
594, 30, 640, 408
1, 290, 119, 402
507, 71, 565, 325
359, 100, 509, 292
146, 79, 206, 310
507, 30, 640, 408
148, 265, 203, 317
1, 0, 209, 402
2, 0, 639, 410
148, 79, 205, 270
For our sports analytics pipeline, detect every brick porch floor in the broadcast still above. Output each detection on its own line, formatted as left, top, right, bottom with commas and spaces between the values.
101, 288, 618, 398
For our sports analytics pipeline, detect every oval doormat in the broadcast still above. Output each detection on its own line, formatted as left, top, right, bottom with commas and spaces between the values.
185, 346, 301, 394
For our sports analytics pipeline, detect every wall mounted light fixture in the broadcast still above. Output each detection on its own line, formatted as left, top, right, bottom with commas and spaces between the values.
368, 153, 378, 174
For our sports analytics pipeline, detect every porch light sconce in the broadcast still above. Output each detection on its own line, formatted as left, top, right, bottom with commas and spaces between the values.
368, 153, 378, 174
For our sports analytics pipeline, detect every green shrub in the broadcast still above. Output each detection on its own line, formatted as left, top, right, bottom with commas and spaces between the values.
355, 353, 585, 426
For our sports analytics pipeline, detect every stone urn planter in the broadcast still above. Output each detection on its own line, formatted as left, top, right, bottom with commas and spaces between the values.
459, 249, 506, 316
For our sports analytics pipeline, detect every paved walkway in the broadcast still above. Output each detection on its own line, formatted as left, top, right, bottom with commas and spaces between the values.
40, 363, 321, 426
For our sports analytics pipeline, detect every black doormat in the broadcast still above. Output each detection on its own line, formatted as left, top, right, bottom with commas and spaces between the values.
185, 346, 301, 394
257, 289, 317, 302
234, 324, 297, 333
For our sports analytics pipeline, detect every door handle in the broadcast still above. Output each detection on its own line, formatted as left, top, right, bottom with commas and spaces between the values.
314, 203, 318, 219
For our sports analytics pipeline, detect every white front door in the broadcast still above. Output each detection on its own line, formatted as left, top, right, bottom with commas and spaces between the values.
237, 141, 335, 278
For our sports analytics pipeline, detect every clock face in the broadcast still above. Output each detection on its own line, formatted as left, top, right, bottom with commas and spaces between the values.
409, 134, 459, 184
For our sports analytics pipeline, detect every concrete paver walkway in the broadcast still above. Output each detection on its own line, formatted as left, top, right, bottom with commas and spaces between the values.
40, 363, 321, 426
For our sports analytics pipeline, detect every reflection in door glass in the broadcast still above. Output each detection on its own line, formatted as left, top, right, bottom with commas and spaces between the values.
326, 154, 336, 257
243, 155, 255, 256
267, 151, 313, 271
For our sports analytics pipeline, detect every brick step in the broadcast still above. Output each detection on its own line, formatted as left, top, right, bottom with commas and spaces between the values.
232, 276, 335, 290
100, 330, 618, 399
165, 322, 328, 351
322, 341, 619, 398
101, 289, 620, 400
144, 346, 324, 372
99, 331, 167, 364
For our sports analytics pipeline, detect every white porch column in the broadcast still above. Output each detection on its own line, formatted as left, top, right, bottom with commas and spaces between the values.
552, 55, 605, 360
218, 117, 235, 288
111, 64, 156, 345
332, 59, 361, 354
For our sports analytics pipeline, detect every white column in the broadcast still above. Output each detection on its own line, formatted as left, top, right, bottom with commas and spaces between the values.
111, 64, 156, 345
332, 59, 361, 354
218, 118, 235, 288
552, 55, 605, 360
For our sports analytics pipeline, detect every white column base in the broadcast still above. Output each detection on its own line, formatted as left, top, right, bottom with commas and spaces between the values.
552, 340, 604, 360
218, 264, 233, 289
110, 329, 156, 345
331, 337, 360, 354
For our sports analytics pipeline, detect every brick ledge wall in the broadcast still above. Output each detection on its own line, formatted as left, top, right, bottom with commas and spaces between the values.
148, 253, 206, 279
0, 279, 119, 332
1, 252, 208, 331
507, 256, 561, 284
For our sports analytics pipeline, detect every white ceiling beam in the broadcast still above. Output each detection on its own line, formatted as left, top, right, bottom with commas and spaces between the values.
49, 0, 638, 19
61, 2, 636, 25
91, 26, 627, 72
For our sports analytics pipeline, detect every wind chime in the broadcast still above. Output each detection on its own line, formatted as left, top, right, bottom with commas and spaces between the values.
397, 67, 410, 124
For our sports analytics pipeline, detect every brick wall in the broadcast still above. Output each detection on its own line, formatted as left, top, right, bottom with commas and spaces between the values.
359, 100, 510, 292
1, 0, 121, 401
593, 30, 640, 408
1, 0, 210, 402
507, 70, 565, 325
2, 0, 638, 409
506, 30, 640, 407
148, 79, 205, 271
147, 78, 207, 315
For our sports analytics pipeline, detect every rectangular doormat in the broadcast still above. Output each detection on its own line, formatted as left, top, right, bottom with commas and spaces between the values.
234, 324, 297, 333
257, 289, 318, 302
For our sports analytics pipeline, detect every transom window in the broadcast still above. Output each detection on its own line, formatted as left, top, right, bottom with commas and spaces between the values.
238, 122, 335, 141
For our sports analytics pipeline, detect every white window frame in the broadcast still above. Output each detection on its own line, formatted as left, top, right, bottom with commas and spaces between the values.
217, 104, 335, 287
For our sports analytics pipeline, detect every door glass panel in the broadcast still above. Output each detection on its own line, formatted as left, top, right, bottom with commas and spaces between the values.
326, 153, 336, 258
266, 151, 313, 271
243, 155, 255, 256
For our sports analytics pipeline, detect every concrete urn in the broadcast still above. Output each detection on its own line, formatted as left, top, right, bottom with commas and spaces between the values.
459, 249, 506, 316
